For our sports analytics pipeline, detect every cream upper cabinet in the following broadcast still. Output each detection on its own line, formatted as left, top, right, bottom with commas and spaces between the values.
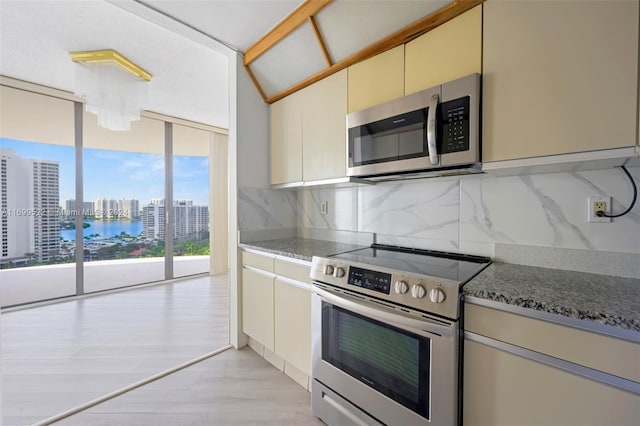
347, 45, 405, 113
482, 0, 639, 163
270, 70, 347, 185
302, 69, 347, 182
270, 90, 303, 185
405, 5, 482, 95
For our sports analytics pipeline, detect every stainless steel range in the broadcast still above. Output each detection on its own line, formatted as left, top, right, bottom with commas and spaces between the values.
310, 244, 491, 426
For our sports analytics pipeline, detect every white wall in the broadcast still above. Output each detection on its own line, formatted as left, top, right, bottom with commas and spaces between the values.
229, 51, 272, 348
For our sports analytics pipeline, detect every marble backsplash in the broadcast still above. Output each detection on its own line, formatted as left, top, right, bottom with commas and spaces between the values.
239, 166, 639, 258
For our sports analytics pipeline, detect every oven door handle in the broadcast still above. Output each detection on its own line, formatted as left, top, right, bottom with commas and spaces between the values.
314, 287, 455, 338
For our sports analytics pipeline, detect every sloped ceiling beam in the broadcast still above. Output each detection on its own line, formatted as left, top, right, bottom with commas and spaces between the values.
244, 0, 333, 66
246, 0, 484, 104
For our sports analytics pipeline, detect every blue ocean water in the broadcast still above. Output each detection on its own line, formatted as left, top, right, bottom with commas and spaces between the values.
60, 220, 143, 241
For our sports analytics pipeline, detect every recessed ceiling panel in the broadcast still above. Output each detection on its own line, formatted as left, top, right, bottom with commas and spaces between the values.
315, 0, 450, 63
249, 22, 327, 98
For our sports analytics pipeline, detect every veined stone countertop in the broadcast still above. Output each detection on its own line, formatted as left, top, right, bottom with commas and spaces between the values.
464, 262, 640, 334
240, 238, 367, 263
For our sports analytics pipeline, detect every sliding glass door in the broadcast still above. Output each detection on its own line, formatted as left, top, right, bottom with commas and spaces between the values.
172, 125, 211, 278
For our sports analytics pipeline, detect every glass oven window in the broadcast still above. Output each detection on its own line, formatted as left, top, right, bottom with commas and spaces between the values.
349, 109, 428, 167
322, 302, 430, 419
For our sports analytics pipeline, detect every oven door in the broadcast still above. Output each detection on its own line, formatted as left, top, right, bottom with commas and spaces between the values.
312, 286, 459, 426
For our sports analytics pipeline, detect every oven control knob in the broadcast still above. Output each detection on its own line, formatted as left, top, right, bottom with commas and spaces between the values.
323, 264, 334, 276
411, 284, 426, 299
394, 280, 409, 294
334, 267, 346, 278
429, 288, 446, 304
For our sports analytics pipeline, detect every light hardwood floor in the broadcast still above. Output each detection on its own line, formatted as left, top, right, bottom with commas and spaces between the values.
1, 274, 230, 425
1, 274, 322, 426
55, 347, 323, 425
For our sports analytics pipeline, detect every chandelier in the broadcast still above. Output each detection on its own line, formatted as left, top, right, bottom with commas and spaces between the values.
70, 49, 152, 131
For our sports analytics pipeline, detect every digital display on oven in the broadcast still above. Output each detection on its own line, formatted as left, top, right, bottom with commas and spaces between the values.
347, 266, 391, 294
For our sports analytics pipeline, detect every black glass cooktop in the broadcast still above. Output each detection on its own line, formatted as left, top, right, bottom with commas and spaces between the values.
329, 244, 491, 284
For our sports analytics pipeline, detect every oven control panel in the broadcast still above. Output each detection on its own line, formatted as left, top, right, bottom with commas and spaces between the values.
311, 257, 467, 319
347, 266, 391, 295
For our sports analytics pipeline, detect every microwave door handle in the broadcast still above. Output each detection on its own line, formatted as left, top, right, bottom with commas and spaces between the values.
427, 93, 440, 165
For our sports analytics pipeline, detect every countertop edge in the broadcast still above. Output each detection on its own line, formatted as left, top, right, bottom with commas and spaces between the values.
240, 245, 313, 265
463, 295, 640, 344
239, 243, 313, 263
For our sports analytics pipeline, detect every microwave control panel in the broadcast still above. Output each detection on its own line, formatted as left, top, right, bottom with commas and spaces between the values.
440, 96, 470, 154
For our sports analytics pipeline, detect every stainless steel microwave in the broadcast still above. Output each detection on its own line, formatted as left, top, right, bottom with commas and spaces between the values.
347, 73, 480, 180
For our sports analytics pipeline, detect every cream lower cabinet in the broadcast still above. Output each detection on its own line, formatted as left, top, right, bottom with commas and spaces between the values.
464, 340, 639, 426
274, 278, 311, 375
242, 267, 275, 352
463, 303, 640, 425
482, 0, 639, 165
242, 250, 312, 389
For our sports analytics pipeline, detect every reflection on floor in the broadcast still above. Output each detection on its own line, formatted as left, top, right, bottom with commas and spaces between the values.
1, 274, 230, 425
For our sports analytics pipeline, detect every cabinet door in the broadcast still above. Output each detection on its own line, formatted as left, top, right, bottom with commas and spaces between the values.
347, 45, 404, 113
242, 268, 274, 351
274, 279, 311, 375
405, 5, 482, 95
270, 91, 303, 185
302, 69, 348, 182
463, 340, 640, 426
482, 0, 639, 162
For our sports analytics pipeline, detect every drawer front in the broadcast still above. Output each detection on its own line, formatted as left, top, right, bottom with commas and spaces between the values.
274, 258, 311, 284
465, 303, 640, 382
242, 250, 274, 272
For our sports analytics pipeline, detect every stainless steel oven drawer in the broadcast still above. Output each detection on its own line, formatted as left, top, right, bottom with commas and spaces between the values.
312, 379, 383, 426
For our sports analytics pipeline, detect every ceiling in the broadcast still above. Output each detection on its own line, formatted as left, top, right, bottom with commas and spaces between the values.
0, 0, 473, 128
134, 0, 305, 52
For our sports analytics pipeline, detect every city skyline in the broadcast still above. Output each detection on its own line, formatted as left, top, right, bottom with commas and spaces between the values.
0, 138, 210, 206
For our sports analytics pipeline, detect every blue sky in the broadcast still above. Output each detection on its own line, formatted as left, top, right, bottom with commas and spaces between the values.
1, 138, 210, 206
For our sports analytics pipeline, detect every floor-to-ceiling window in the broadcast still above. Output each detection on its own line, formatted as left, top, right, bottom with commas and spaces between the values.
0, 82, 224, 306
172, 124, 211, 278
82, 114, 166, 293
0, 86, 76, 305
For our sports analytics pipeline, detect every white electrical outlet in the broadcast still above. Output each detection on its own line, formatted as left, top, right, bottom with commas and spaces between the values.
320, 201, 328, 215
588, 196, 611, 223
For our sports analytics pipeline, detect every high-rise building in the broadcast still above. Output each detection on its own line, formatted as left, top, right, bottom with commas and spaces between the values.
119, 199, 139, 219
174, 200, 209, 240
1, 149, 60, 264
94, 198, 119, 219
65, 199, 94, 217
142, 203, 165, 241
142, 200, 208, 242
